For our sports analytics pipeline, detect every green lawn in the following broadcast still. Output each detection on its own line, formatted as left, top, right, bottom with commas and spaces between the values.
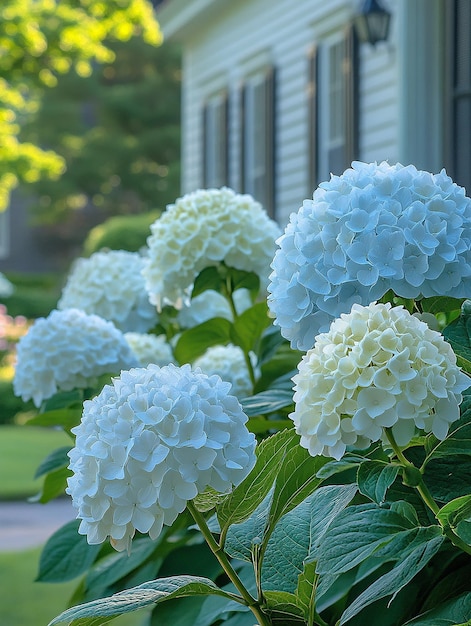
0, 424, 71, 500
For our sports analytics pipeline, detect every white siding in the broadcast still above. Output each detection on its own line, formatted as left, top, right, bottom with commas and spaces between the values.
166, 0, 402, 227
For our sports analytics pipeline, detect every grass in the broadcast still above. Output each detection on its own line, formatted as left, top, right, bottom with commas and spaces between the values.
0, 424, 150, 625
0, 425, 71, 500
0, 547, 149, 626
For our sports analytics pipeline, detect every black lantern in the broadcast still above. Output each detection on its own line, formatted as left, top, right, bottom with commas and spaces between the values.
354, 0, 391, 46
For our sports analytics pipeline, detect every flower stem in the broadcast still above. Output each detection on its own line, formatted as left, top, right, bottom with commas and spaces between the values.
385, 429, 471, 556
187, 501, 271, 626
224, 282, 257, 389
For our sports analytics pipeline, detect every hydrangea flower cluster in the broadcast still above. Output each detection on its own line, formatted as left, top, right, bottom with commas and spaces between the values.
67, 363, 256, 552
124, 332, 174, 367
13, 308, 139, 407
143, 187, 281, 309
177, 289, 252, 329
194, 344, 256, 398
268, 161, 471, 350
291, 302, 470, 460
58, 250, 157, 333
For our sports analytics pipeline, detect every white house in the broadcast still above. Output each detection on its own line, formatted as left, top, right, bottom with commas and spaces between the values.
156, 0, 470, 226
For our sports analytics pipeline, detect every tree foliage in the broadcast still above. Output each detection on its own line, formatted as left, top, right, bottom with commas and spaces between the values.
0, 0, 162, 212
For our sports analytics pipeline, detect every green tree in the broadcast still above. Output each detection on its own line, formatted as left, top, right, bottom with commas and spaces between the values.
20, 37, 181, 226
0, 0, 162, 212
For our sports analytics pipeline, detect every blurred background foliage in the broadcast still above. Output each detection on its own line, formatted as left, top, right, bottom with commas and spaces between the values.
0, 0, 164, 213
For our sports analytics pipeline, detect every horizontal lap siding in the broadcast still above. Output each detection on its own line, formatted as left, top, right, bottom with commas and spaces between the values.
179, 0, 400, 226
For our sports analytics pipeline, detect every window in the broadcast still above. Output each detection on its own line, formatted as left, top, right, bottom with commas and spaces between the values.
202, 92, 229, 188
0, 208, 9, 259
445, 0, 471, 193
240, 68, 276, 217
309, 26, 358, 187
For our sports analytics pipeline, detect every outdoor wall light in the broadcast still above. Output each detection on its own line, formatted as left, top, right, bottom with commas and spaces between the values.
353, 0, 391, 46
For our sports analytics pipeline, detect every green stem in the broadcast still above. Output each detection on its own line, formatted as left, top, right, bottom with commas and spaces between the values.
385, 429, 471, 556
224, 282, 257, 389
187, 501, 271, 626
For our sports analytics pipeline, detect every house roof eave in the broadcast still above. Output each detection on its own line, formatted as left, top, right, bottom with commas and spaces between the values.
156, 0, 231, 41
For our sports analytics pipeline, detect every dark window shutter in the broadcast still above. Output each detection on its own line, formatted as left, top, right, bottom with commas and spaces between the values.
452, 0, 471, 192
344, 24, 359, 167
265, 66, 276, 217
308, 45, 319, 191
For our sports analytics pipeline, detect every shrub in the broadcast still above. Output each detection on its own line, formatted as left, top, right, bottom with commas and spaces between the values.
83, 211, 161, 256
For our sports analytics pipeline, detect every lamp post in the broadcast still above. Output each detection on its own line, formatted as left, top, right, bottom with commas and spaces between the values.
353, 0, 391, 46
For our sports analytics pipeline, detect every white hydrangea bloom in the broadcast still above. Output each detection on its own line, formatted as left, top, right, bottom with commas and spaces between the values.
291, 302, 470, 460
58, 250, 157, 332
194, 344, 256, 398
143, 188, 281, 309
0, 272, 14, 297
67, 363, 256, 551
268, 161, 471, 350
177, 289, 252, 329
124, 332, 174, 367
13, 308, 139, 407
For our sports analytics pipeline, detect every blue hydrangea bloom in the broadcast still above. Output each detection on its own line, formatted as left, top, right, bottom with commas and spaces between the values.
268, 162, 471, 350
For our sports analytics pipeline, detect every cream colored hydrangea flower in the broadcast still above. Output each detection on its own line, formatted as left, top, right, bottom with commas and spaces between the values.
58, 250, 157, 332
291, 302, 470, 460
194, 344, 256, 398
143, 188, 281, 309
124, 332, 174, 367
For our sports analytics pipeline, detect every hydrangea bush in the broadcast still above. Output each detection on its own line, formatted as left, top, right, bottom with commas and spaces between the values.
11, 173, 471, 626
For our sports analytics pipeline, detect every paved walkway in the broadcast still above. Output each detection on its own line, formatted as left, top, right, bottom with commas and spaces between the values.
0, 499, 77, 552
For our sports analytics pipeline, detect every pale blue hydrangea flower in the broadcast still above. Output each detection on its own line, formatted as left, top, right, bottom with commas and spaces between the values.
58, 250, 157, 333
13, 308, 139, 407
143, 188, 281, 310
291, 302, 470, 460
193, 344, 257, 398
124, 332, 174, 367
268, 162, 471, 350
67, 363, 256, 552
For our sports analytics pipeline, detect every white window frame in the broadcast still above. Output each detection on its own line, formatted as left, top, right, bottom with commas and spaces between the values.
203, 91, 228, 188
0, 208, 10, 259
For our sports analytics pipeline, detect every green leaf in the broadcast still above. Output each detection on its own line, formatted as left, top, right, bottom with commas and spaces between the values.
26, 408, 81, 431
230, 302, 272, 353
442, 302, 471, 374
31, 466, 72, 503
263, 590, 307, 623
34, 446, 72, 479
173, 317, 232, 364
192, 266, 224, 298
241, 390, 294, 417
357, 461, 400, 504
437, 495, 471, 530
340, 528, 444, 624
295, 561, 317, 616
225, 266, 260, 299
217, 429, 297, 539
316, 504, 414, 579
404, 591, 471, 625
37, 520, 101, 583
315, 455, 366, 479
85, 537, 158, 600
48, 576, 243, 625
41, 390, 83, 412
246, 418, 293, 434
421, 455, 471, 503
421, 296, 464, 315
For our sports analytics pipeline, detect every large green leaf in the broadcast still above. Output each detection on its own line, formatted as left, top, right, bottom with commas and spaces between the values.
217, 429, 297, 541
421, 296, 464, 316
405, 593, 471, 625
340, 529, 444, 624
192, 266, 225, 299
85, 537, 159, 600
437, 495, 471, 531
442, 301, 471, 374
357, 461, 400, 505
31, 466, 72, 503
230, 302, 272, 353
37, 520, 101, 583
173, 317, 232, 364
262, 591, 306, 624
241, 389, 293, 417
34, 446, 72, 479
26, 408, 82, 431
48, 576, 244, 626
316, 504, 414, 579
